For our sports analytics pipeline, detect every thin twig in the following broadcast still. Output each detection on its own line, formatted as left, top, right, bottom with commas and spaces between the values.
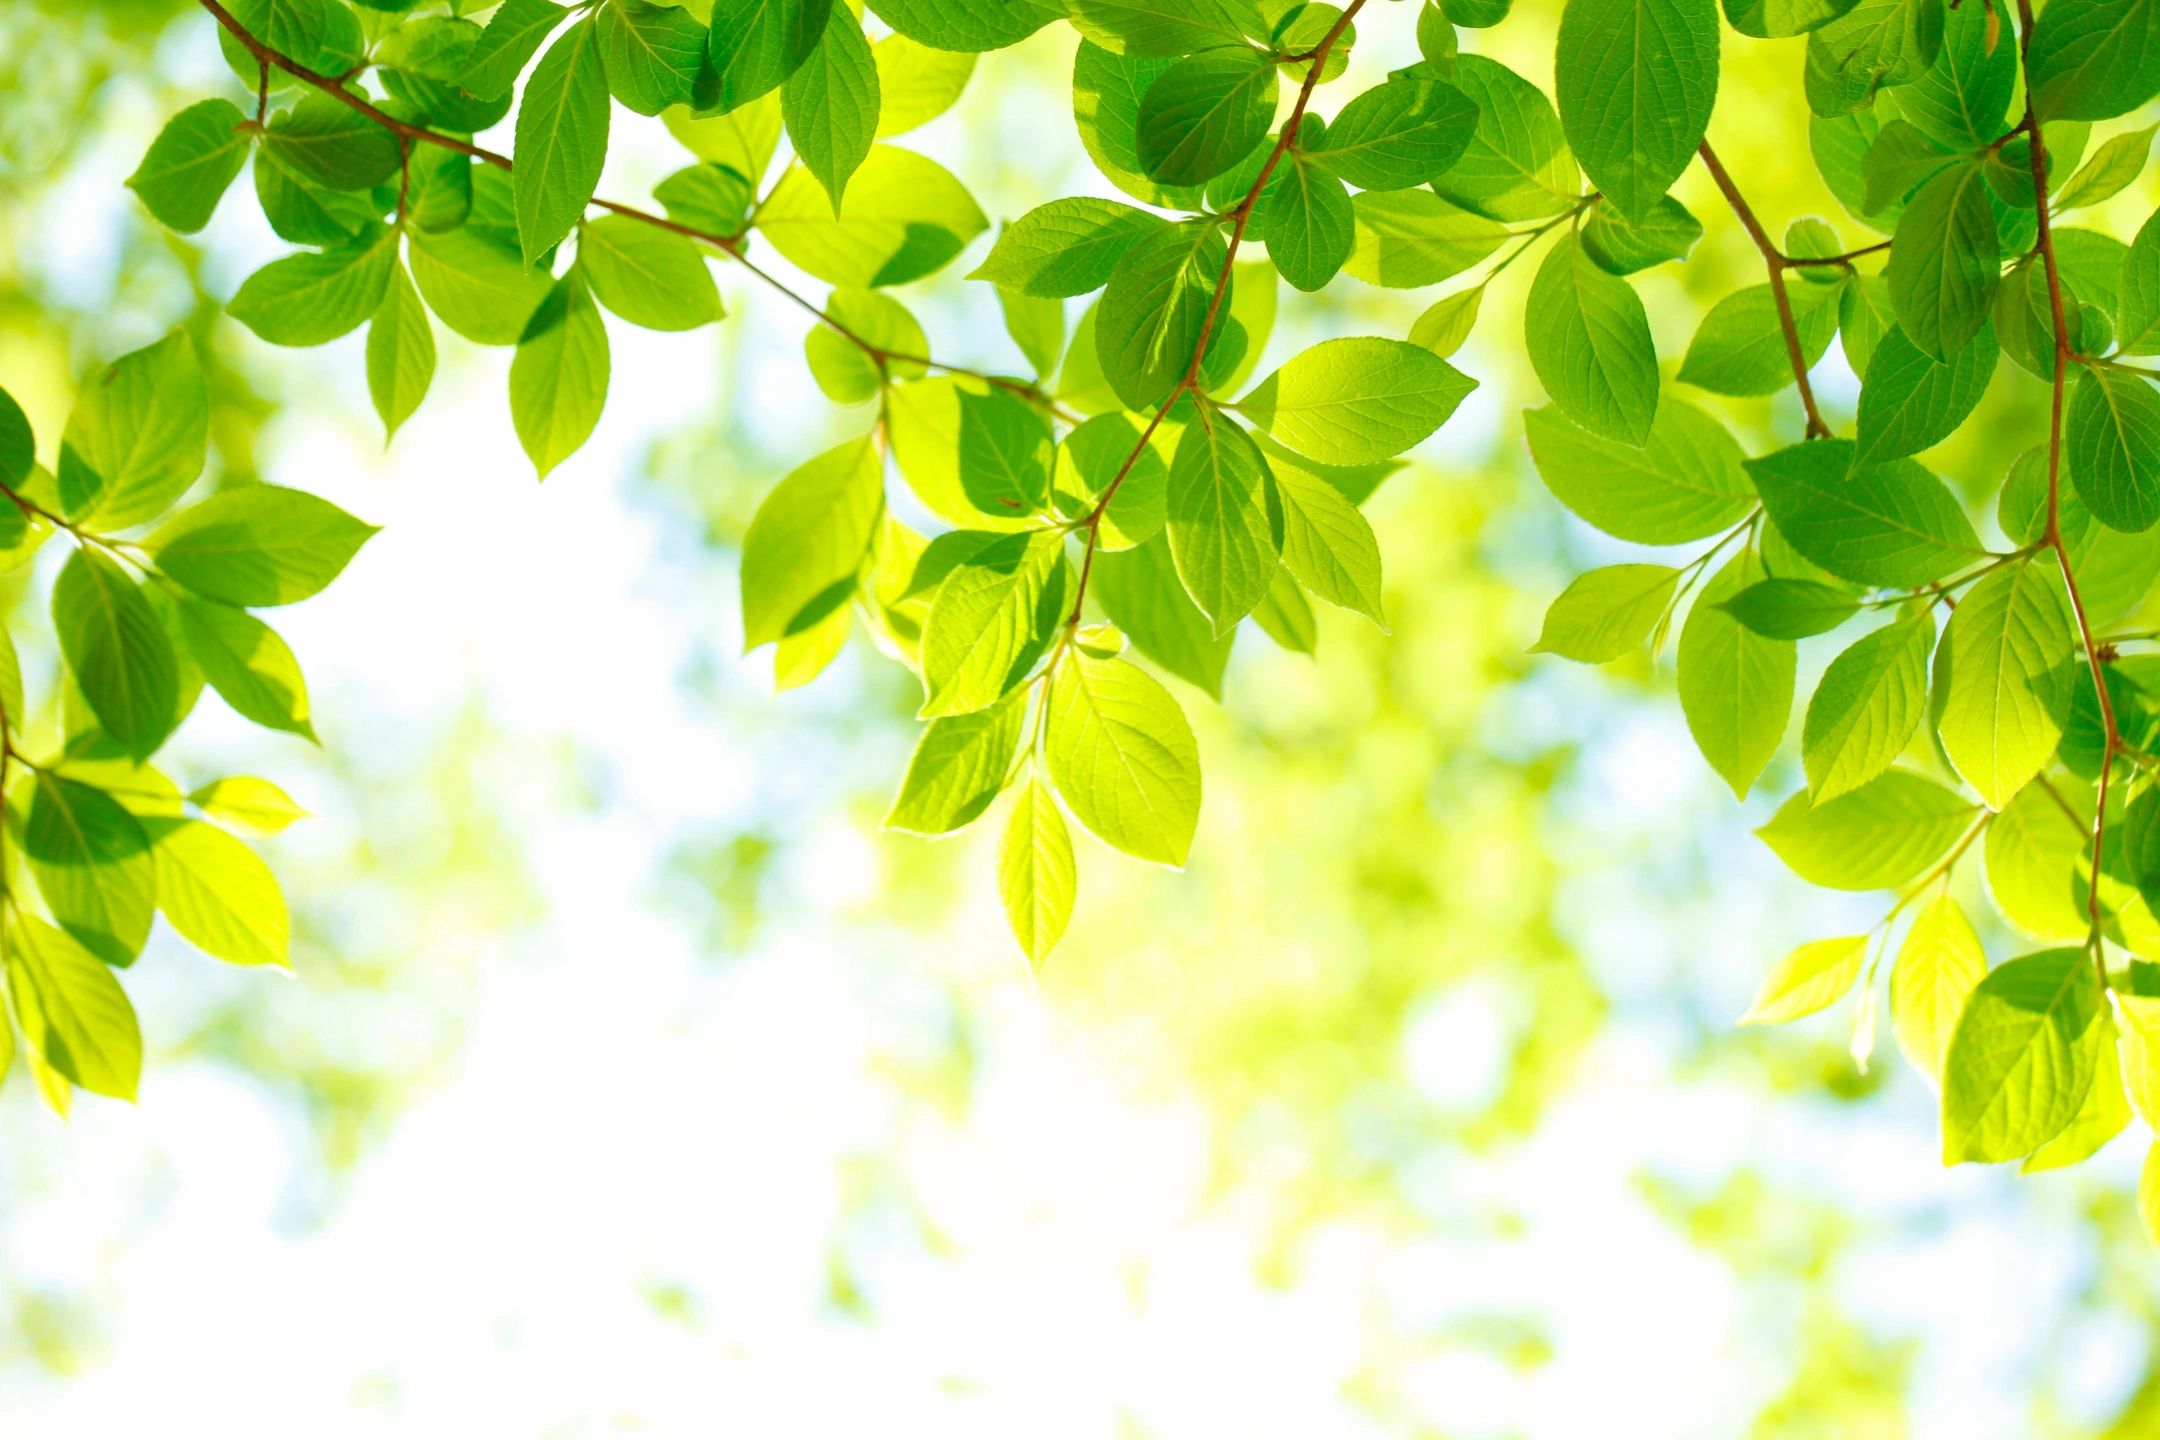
1697, 141, 1832, 438
1062, 0, 1369, 631
2013, 0, 2115, 986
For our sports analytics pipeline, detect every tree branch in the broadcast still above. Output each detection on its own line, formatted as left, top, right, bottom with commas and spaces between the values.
1696, 141, 1833, 439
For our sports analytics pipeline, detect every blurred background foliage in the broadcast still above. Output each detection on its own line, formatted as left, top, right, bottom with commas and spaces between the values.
3, 1, 2160, 1434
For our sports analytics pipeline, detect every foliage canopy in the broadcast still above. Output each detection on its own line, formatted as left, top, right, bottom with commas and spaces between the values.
6, 0, 2160, 1234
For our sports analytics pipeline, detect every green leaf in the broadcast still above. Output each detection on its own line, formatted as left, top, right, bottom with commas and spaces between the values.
1740, 935, 1868, 1024
365, 257, 435, 443
1071, 42, 1211, 210
229, 228, 400, 348
1676, 280, 1841, 397
148, 818, 290, 968
1165, 413, 1280, 635
408, 225, 554, 347
508, 273, 610, 479
1312, 75, 1479, 191
1257, 155, 1355, 294
260, 94, 401, 191
1756, 769, 1977, 890
1680, 551, 1795, 796
782, 5, 880, 210
189, 776, 310, 835
1523, 399, 1753, 545
1859, 119, 1953, 217
1045, 651, 1201, 866
381, 17, 515, 134
873, 30, 975, 135
0, 385, 30, 491
1251, 569, 1318, 654
999, 779, 1076, 967
597, 0, 708, 116
1237, 337, 1474, 466
226, 0, 332, 68
1885, 158, 1998, 361
1719, 578, 1860, 639
740, 435, 882, 651
1985, 777, 2094, 941
1724, 0, 1862, 38
2027, 0, 2160, 122
1091, 533, 1232, 697
172, 594, 314, 741
1804, 0, 1944, 118
2120, 207, 2160, 355
1430, 55, 1579, 222
1525, 233, 1660, 444
1134, 47, 1277, 187
997, 289, 1065, 379
920, 531, 1072, 717
654, 163, 755, 238
56, 332, 208, 528
467, 0, 575, 100
146, 484, 378, 607
1095, 219, 1226, 412
885, 690, 1027, 834
1802, 611, 1932, 801
1409, 287, 1485, 356
1839, 271, 1898, 377
1067, 0, 1267, 56
1580, 194, 1704, 273
1554, 0, 1720, 224
709, 0, 833, 112
1340, 189, 1509, 288
972, 199, 1164, 300
52, 550, 178, 761
2067, 364, 2160, 533
2053, 123, 2156, 211
5, 913, 141, 1101
1942, 947, 2106, 1165
24, 772, 155, 970
0, 622, 23, 732
1892, 893, 1987, 1083
2022, 1020, 2132, 1172
1745, 439, 1984, 587
1532, 563, 1679, 663
755, 143, 987, 287
1933, 558, 2077, 809
1271, 459, 1386, 627
577, 215, 722, 331
127, 99, 252, 234
1852, 322, 1997, 465
512, 17, 609, 267
2118, 991, 2160, 1129
1894, 0, 2013, 150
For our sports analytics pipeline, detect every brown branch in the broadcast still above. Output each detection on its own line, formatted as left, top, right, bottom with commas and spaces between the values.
1063, 0, 1368, 630
194, 0, 1064, 417
1697, 141, 1832, 439
2012, 0, 2114, 982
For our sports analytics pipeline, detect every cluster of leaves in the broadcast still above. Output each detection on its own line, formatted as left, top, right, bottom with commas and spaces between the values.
1511, 0, 2160, 1216
132, 0, 1497, 975
0, 337, 368, 1111
91, 0, 2160, 1219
